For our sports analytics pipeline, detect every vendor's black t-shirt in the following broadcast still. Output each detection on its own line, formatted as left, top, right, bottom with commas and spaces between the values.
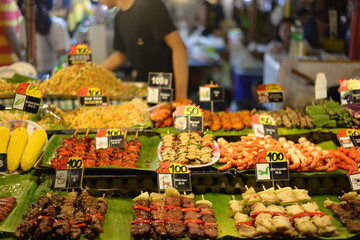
113, 0, 176, 83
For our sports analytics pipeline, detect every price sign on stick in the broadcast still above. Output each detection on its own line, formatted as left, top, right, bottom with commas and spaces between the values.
0, 153, 7, 172
347, 162, 360, 191
199, 84, 225, 102
315, 73, 328, 100
252, 114, 279, 139
173, 105, 203, 132
95, 128, 125, 149
156, 162, 192, 191
78, 87, 108, 107
147, 72, 173, 104
67, 44, 92, 66
257, 84, 283, 103
255, 150, 289, 181
55, 157, 84, 189
337, 129, 360, 148
12, 83, 42, 114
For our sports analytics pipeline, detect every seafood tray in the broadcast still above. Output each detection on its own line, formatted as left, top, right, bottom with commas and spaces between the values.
36, 133, 161, 171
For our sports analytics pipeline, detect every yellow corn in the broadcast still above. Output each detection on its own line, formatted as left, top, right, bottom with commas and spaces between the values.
0, 126, 11, 153
21, 129, 47, 172
7, 127, 28, 173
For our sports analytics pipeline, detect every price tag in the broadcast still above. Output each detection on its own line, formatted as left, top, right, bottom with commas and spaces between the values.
315, 73, 328, 100
54, 157, 84, 189
257, 84, 283, 103
252, 114, 278, 139
347, 162, 360, 191
66, 157, 83, 169
67, 44, 92, 66
156, 162, 192, 191
199, 86, 225, 102
96, 128, 125, 149
174, 116, 203, 132
173, 105, 203, 132
78, 87, 108, 107
255, 150, 289, 181
147, 88, 173, 104
0, 153, 7, 172
12, 83, 42, 114
184, 105, 202, 116
337, 129, 360, 148
148, 72, 172, 88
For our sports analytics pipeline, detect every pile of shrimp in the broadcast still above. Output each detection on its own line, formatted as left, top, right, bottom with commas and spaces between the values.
217, 135, 354, 172
203, 110, 252, 131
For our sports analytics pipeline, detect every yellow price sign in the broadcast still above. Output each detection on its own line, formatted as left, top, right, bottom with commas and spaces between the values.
105, 128, 123, 136
346, 129, 360, 136
87, 87, 102, 96
266, 84, 283, 92
259, 114, 275, 125
266, 151, 286, 163
76, 44, 91, 54
25, 84, 42, 98
169, 162, 190, 173
184, 105, 202, 116
347, 80, 360, 90
66, 157, 83, 169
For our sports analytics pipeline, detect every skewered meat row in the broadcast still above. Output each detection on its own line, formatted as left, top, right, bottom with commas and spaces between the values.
15, 190, 107, 240
130, 187, 218, 239
160, 133, 215, 165
230, 186, 337, 238
50, 135, 141, 169
324, 192, 360, 233
0, 196, 16, 222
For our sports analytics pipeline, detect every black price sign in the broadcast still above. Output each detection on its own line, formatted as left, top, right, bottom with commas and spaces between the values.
12, 94, 41, 114
0, 153, 7, 172
264, 125, 279, 140
54, 168, 84, 189
352, 90, 360, 104
174, 116, 203, 132
148, 72, 172, 88
255, 150, 289, 181
157, 162, 192, 191
147, 88, 173, 104
268, 92, 284, 102
348, 173, 360, 191
79, 96, 108, 107
95, 135, 125, 149
54, 157, 84, 189
199, 87, 225, 102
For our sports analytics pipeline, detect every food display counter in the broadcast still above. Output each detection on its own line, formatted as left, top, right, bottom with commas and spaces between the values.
1, 64, 360, 240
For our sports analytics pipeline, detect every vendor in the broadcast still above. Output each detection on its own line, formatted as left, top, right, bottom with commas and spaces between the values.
100, 0, 189, 99
265, 18, 294, 55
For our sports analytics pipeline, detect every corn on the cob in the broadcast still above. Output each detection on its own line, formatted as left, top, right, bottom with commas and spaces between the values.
0, 126, 11, 153
7, 127, 28, 173
21, 129, 47, 171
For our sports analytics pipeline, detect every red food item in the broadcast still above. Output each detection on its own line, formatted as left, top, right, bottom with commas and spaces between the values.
291, 212, 326, 219
134, 205, 151, 212
235, 221, 253, 227
182, 208, 200, 212
131, 219, 151, 224
184, 219, 203, 224
249, 211, 271, 218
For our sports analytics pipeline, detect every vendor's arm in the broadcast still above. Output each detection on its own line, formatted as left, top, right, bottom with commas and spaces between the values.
3, 27, 24, 61
101, 51, 127, 71
164, 31, 188, 99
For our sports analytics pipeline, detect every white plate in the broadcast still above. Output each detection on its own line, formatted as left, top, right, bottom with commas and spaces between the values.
10, 62, 38, 78
0, 66, 17, 78
158, 140, 220, 168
